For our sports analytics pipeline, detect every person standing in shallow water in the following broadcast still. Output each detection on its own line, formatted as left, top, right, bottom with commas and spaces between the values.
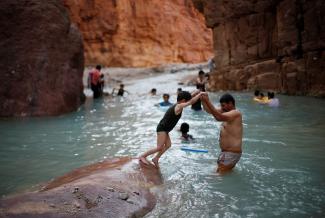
139, 90, 204, 168
192, 70, 207, 111
88, 65, 103, 98
201, 93, 243, 173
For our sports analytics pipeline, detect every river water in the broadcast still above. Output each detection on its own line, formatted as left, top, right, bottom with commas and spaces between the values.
0, 70, 324, 217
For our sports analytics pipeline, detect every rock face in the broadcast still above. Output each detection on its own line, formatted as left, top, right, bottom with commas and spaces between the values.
0, 0, 85, 117
0, 157, 162, 217
63, 0, 213, 67
194, 0, 325, 96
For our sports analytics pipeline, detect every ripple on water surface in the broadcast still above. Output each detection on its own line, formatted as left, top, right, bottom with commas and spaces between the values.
0, 71, 324, 217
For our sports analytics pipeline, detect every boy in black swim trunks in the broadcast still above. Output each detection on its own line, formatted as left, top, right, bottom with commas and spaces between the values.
139, 90, 204, 167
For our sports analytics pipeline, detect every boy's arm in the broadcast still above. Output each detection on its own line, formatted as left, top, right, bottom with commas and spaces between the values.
191, 89, 200, 97
175, 92, 203, 114
202, 95, 239, 122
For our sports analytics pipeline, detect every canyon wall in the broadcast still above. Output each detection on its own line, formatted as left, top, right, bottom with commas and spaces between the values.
63, 0, 213, 67
194, 0, 325, 96
0, 0, 85, 117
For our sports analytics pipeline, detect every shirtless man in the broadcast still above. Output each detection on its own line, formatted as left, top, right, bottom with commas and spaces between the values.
201, 93, 243, 173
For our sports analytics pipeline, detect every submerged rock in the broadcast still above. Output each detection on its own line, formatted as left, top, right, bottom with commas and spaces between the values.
0, 157, 163, 217
0, 0, 85, 117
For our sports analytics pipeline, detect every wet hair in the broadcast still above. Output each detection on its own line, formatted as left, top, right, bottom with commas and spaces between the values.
96, 65, 102, 70
177, 91, 191, 102
180, 122, 189, 133
269, 92, 275, 99
120, 84, 124, 88
163, 93, 170, 99
254, 90, 260, 96
151, 88, 157, 93
220, 93, 235, 106
198, 70, 205, 76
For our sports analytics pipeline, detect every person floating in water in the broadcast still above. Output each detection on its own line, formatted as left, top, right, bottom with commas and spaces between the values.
191, 70, 207, 111
112, 83, 129, 97
139, 90, 204, 168
253, 91, 268, 104
150, 88, 157, 96
156, 93, 173, 107
267, 92, 280, 107
180, 122, 194, 141
201, 93, 243, 173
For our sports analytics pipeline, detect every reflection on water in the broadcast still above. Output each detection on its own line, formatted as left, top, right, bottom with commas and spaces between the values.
0, 70, 325, 217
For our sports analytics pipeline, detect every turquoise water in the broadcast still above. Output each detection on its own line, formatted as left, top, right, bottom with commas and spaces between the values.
0, 71, 325, 217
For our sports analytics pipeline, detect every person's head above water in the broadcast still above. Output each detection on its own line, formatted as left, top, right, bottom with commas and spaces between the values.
198, 70, 205, 79
254, 90, 260, 96
177, 91, 192, 103
180, 122, 189, 134
120, 84, 124, 89
162, 93, 170, 102
220, 93, 235, 112
177, 88, 182, 95
150, 88, 157, 95
96, 65, 102, 71
269, 92, 275, 99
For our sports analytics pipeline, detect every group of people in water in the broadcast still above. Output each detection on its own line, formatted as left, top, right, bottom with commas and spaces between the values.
87, 65, 129, 98
88, 65, 281, 173
138, 70, 243, 173
253, 90, 280, 107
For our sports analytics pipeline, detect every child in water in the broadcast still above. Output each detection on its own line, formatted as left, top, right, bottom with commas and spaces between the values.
180, 122, 194, 141
139, 90, 204, 167
112, 83, 129, 96
156, 93, 173, 107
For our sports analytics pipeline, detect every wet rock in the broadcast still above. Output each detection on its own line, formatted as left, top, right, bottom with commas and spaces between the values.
0, 157, 162, 218
73, 187, 79, 193
0, 0, 85, 117
194, 0, 325, 96
106, 187, 115, 192
118, 192, 129, 201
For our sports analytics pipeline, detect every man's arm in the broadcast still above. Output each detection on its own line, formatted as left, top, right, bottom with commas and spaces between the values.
201, 95, 239, 122
201, 96, 212, 114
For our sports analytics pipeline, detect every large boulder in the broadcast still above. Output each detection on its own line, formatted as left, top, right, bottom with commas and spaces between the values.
63, 0, 213, 67
0, 157, 162, 217
193, 0, 325, 96
0, 0, 85, 117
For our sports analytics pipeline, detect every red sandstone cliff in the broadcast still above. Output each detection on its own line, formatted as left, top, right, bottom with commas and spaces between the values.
194, 0, 325, 96
0, 0, 85, 117
63, 0, 213, 67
